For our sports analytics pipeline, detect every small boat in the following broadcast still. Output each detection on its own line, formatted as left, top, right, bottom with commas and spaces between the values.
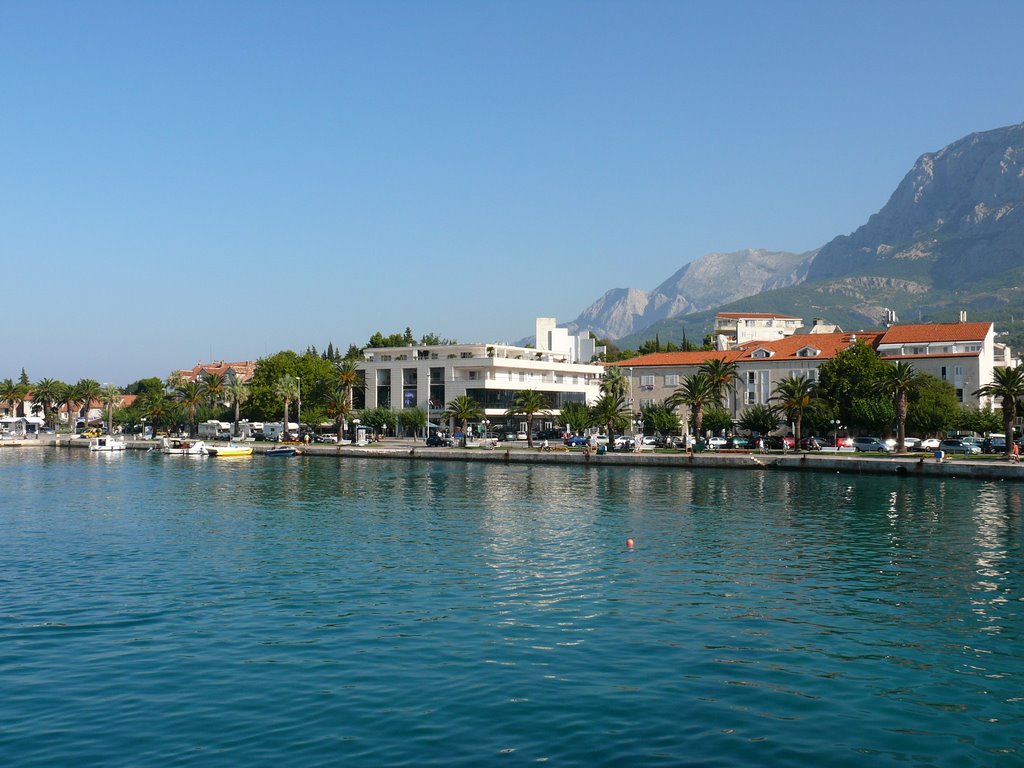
89, 436, 127, 452
160, 437, 208, 455
264, 446, 298, 457
207, 443, 254, 457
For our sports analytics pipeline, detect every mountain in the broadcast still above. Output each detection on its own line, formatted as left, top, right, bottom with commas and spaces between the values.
575, 121, 1024, 352
566, 248, 816, 340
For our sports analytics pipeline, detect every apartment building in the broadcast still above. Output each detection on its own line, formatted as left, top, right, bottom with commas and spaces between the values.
358, 319, 605, 432
615, 318, 1015, 427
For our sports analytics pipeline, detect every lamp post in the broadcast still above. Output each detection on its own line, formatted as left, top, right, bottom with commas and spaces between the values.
831, 419, 842, 451
296, 376, 301, 435
141, 417, 147, 440
352, 418, 360, 445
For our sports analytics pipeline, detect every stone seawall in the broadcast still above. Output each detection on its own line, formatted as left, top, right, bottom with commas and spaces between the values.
13, 437, 1023, 482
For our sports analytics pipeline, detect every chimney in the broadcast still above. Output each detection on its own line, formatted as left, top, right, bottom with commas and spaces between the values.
959, 310, 967, 323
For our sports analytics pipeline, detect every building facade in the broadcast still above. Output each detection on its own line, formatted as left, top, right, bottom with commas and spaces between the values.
358, 319, 605, 433
615, 318, 1016, 433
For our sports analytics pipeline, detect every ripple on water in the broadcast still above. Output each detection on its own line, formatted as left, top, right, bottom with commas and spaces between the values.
0, 453, 1021, 766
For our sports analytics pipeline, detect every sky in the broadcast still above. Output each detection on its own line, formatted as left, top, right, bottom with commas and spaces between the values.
4, 1, 1024, 385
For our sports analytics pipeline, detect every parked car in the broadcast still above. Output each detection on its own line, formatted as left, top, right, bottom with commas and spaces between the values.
425, 434, 454, 447
938, 438, 982, 455
564, 435, 589, 447
613, 436, 634, 451
705, 436, 728, 450
725, 436, 749, 449
902, 437, 922, 450
853, 436, 890, 452
920, 438, 941, 450
982, 436, 1007, 454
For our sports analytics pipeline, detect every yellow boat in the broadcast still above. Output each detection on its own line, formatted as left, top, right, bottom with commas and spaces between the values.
207, 443, 254, 457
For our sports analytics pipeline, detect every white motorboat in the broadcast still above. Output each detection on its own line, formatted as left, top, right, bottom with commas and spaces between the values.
88, 436, 127, 452
160, 437, 208, 455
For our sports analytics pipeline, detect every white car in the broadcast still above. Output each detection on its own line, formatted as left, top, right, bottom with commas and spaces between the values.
920, 438, 941, 450
706, 436, 727, 449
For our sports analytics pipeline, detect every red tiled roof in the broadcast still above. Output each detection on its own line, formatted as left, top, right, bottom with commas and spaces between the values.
611, 350, 744, 368
180, 361, 257, 382
878, 322, 991, 344
733, 332, 883, 361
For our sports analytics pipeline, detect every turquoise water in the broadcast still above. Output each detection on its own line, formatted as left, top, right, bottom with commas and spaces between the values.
1, 449, 1021, 766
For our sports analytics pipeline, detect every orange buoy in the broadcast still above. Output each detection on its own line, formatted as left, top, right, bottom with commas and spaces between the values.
626, 538, 634, 548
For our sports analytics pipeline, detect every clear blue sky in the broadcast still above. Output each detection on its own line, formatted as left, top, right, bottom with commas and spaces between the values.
4, 1, 1023, 385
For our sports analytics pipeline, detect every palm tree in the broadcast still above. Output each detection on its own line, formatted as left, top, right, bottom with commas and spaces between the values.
141, 391, 175, 436
771, 375, 816, 445
590, 393, 630, 443
668, 373, 719, 438
558, 400, 592, 437
32, 378, 63, 429
55, 382, 76, 432
224, 379, 249, 437
505, 389, 551, 448
202, 373, 226, 411
600, 366, 629, 399
442, 394, 483, 447
175, 381, 205, 437
166, 370, 187, 392
700, 358, 739, 416
274, 375, 300, 438
974, 366, 1024, 458
0, 378, 21, 417
100, 383, 121, 436
882, 361, 917, 453
323, 388, 352, 442
336, 358, 363, 435
73, 379, 103, 428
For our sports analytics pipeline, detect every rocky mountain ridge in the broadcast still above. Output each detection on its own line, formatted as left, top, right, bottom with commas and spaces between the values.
569, 121, 1024, 344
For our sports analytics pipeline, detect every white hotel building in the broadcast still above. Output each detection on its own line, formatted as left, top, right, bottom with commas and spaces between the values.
357, 318, 606, 433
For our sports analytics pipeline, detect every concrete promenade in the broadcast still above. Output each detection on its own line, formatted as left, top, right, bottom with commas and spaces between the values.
6, 434, 1024, 482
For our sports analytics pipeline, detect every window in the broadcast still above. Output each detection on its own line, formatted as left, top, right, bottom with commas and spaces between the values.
941, 366, 947, 380
461, 352, 473, 358
639, 398, 654, 408
745, 319, 756, 327
640, 375, 654, 387
796, 346, 820, 357
664, 374, 679, 387
752, 348, 772, 358
747, 371, 756, 385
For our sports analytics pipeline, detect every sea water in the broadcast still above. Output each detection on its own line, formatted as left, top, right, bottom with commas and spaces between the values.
1, 449, 1020, 766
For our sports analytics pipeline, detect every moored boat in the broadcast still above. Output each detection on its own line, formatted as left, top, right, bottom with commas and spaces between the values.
88, 436, 127, 452
264, 446, 298, 457
207, 443, 254, 457
160, 437, 208, 455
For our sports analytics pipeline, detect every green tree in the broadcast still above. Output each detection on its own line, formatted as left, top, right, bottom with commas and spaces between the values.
202, 373, 226, 410
166, 370, 187, 392
73, 379, 103, 425
506, 389, 551, 448
738, 403, 779, 437
442, 395, 483, 447
955, 404, 1003, 436
324, 389, 352, 441
336, 358, 363, 429
702, 406, 734, 436
771, 376, 816, 444
274, 375, 300, 435
668, 373, 719, 437
906, 374, 958, 437
175, 381, 205, 437
816, 341, 895, 433
700, 357, 739, 416
398, 407, 428, 438
141, 391, 177, 435
640, 401, 681, 438
0, 378, 25, 417
100, 383, 120, 435
600, 366, 629, 399
358, 406, 397, 437
32, 378, 64, 428
225, 379, 249, 437
19, 368, 29, 386
882, 361, 918, 452
558, 401, 592, 436
590, 393, 630, 441
974, 366, 1024, 457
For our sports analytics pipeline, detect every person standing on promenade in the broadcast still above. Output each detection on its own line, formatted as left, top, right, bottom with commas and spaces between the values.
1011, 442, 1019, 463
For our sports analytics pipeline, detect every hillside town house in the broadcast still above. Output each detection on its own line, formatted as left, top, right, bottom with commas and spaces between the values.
614, 314, 1015, 433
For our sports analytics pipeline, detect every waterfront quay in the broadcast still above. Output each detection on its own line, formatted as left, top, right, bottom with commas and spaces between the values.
10, 434, 1024, 482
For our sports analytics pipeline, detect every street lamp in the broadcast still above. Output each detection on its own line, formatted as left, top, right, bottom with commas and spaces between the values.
141, 417, 147, 440
352, 418, 360, 444
831, 419, 842, 451
296, 376, 301, 433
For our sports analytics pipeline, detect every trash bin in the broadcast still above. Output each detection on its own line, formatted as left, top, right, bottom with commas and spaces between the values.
597, 444, 607, 455
934, 450, 944, 462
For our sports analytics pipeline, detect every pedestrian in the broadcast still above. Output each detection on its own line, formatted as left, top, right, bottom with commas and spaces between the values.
1012, 442, 1020, 463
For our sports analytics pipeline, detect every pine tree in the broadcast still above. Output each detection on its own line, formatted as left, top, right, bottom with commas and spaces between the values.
19, 368, 29, 386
